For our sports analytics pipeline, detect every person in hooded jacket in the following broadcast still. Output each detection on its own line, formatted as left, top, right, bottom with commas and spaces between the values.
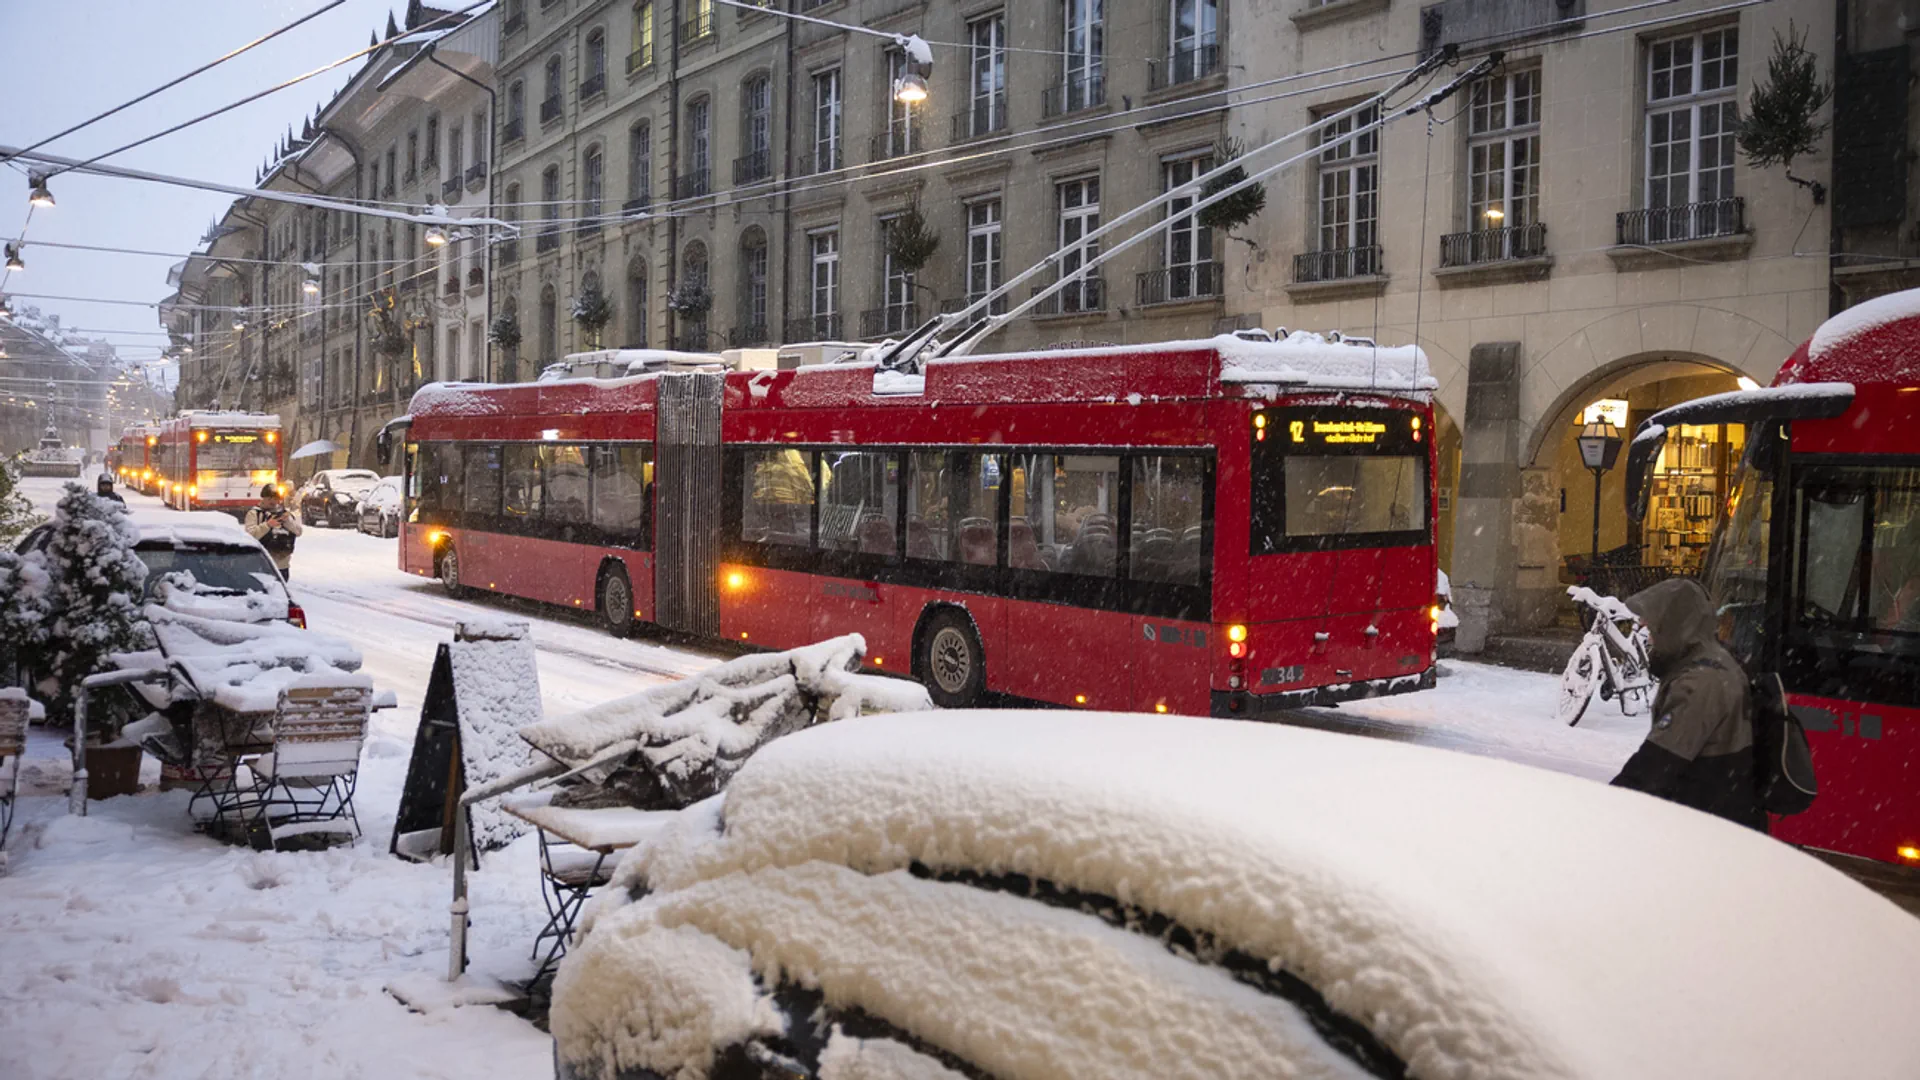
95, 473, 124, 505
1611, 577, 1765, 830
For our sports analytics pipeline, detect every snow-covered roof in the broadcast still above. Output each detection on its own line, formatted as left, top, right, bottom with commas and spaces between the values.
1637, 382, 1855, 436
1214, 330, 1433, 392
1809, 285, 1920, 362
126, 509, 259, 550
560, 711, 1920, 1080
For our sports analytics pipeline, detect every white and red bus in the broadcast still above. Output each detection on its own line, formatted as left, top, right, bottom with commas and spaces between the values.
395, 337, 1440, 715
152, 411, 284, 513
113, 424, 158, 494
1629, 288, 1920, 871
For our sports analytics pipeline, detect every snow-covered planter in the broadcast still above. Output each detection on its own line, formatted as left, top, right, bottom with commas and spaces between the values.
665, 282, 712, 318
488, 311, 522, 350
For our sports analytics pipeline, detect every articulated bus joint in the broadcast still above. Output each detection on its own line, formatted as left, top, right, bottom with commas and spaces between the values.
1211, 667, 1437, 718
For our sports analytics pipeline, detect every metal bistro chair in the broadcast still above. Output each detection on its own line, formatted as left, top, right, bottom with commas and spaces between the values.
232, 683, 371, 851
531, 829, 617, 983
0, 693, 28, 855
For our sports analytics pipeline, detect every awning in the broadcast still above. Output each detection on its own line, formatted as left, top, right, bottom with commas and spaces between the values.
289, 439, 344, 460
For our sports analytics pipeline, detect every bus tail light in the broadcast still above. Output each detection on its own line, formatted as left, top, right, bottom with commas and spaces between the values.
1430, 604, 1443, 634
187, 485, 198, 499
286, 603, 307, 630
195, 430, 208, 443
1899, 845, 1920, 864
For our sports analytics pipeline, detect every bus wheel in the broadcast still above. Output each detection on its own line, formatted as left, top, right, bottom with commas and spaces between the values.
599, 565, 635, 638
438, 545, 466, 599
918, 610, 985, 709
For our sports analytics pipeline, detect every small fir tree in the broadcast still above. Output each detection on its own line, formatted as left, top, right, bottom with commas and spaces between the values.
572, 284, 615, 348
0, 547, 53, 687
667, 281, 713, 317
883, 205, 942, 279
1737, 25, 1832, 200
1197, 139, 1268, 245
0, 455, 42, 545
489, 311, 523, 350
37, 484, 151, 731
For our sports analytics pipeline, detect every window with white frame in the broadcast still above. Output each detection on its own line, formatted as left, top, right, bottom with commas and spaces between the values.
1463, 69, 1542, 261
809, 229, 840, 332
687, 97, 711, 193
1063, 0, 1104, 112
1161, 153, 1216, 300
885, 50, 920, 156
629, 121, 651, 204
966, 198, 1004, 311
1056, 175, 1102, 312
632, 1, 654, 68
740, 230, 769, 336
1310, 103, 1379, 278
1644, 27, 1739, 241
1168, 0, 1218, 85
879, 215, 915, 332
742, 74, 772, 178
969, 14, 1007, 136
812, 69, 842, 172
469, 318, 485, 380
583, 146, 605, 225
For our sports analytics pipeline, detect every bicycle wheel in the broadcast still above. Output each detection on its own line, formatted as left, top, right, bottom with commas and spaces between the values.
1556, 640, 1602, 727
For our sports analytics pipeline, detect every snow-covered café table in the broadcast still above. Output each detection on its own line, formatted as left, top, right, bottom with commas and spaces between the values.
95, 577, 395, 844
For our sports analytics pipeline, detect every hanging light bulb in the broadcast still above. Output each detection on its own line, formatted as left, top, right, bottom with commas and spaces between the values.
424, 225, 448, 247
232, 309, 247, 331
27, 172, 55, 208
893, 71, 929, 104
303, 276, 321, 295
4, 243, 23, 273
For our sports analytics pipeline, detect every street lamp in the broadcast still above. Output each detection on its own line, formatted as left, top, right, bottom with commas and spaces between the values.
27, 172, 55, 208
1577, 419, 1624, 562
4, 243, 24, 272
892, 70, 929, 104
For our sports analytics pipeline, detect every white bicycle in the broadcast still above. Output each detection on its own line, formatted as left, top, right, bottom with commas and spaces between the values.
1557, 586, 1656, 726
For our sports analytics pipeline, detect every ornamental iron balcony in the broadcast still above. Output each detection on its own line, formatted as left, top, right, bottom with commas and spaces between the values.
1616, 196, 1745, 246
442, 177, 463, 202
1137, 261, 1224, 306
1029, 273, 1105, 316
784, 313, 843, 342
1293, 244, 1382, 283
626, 49, 652, 74
535, 229, 560, 253
728, 323, 771, 348
800, 144, 841, 176
674, 167, 711, 199
1041, 72, 1105, 119
539, 96, 562, 124
871, 125, 923, 162
1150, 39, 1220, 91
953, 92, 1009, 141
503, 118, 526, 143
1439, 222, 1548, 267
733, 148, 771, 185
466, 161, 487, 187
941, 294, 1008, 318
580, 73, 606, 99
504, 11, 526, 34
497, 239, 519, 264
680, 10, 713, 43
622, 196, 651, 216
860, 300, 919, 338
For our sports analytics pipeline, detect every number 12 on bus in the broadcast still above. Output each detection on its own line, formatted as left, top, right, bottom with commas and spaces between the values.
394, 338, 1441, 716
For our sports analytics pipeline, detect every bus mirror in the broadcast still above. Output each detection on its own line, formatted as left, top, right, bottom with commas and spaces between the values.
1624, 423, 1666, 525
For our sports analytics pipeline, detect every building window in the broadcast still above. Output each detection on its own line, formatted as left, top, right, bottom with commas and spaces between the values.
584, 29, 607, 95
1063, 0, 1104, 113
1160, 154, 1216, 301
966, 198, 1004, 312
685, 97, 711, 195
626, 261, 648, 347
425, 116, 441, 168
507, 82, 526, 138
539, 285, 558, 365
502, 182, 522, 259
628, 121, 652, 205
739, 229, 768, 341
449, 124, 465, 182
406, 130, 419, 180
469, 319, 485, 380
543, 55, 563, 121
1056, 176, 1102, 312
583, 146, 605, 228
686, 0, 714, 41
1167, 0, 1218, 85
680, 242, 710, 349
445, 325, 460, 383
884, 50, 922, 157
810, 229, 839, 330
878, 215, 916, 333
540, 165, 561, 250
384, 145, 397, 193
1453, 69, 1543, 263
740, 74, 772, 182
812, 69, 842, 172
1644, 28, 1740, 241
471, 110, 486, 169
631, 1, 654, 70
968, 14, 1007, 137
1308, 103, 1380, 279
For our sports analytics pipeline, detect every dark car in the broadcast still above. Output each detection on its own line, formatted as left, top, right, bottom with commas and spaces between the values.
296, 468, 380, 528
356, 476, 403, 538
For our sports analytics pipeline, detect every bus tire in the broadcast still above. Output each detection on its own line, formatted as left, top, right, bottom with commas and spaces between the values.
599, 564, 635, 638
917, 609, 985, 709
438, 544, 466, 599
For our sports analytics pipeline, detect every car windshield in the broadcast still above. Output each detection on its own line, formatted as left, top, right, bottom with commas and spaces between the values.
135, 543, 282, 599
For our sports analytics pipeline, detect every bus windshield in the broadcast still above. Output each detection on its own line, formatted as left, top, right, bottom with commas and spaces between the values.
1701, 438, 1775, 663
197, 431, 279, 472
1249, 407, 1428, 554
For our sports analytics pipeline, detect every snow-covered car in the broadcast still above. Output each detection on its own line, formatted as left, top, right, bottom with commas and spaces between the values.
296, 468, 380, 528
355, 476, 403, 537
552, 711, 1920, 1080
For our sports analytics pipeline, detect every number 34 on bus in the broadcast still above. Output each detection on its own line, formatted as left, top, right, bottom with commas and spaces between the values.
390, 334, 1443, 717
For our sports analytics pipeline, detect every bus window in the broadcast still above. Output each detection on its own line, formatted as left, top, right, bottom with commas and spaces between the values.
1793, 466, 1920, 634
199, 431, 279, 473
1283, 456, 1424, 537
1012, 453, 1119, 577
906, 451, 1001, 566
1250, 409, 1428, 554
464, 444, 502, 523
1131, 455, 1210, 587
742, 448, 813, 547
416, 443, 464, 515
503, 444, 544, 521
543, 445, 590, 525
819, 451, 900, 556
591, 445, 653, 549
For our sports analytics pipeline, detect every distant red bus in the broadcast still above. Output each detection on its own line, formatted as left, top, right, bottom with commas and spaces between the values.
396, 339, 1440, 715
152, 411, 284, 513
1631, 289, 1920, 870
113, 424, 157, 494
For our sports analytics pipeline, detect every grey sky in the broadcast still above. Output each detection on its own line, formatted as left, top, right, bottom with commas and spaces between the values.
0, 1, 418, 382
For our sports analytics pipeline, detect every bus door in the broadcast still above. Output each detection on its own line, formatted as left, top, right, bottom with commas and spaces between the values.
655, 373, 724, 636
812, 449, 911, 660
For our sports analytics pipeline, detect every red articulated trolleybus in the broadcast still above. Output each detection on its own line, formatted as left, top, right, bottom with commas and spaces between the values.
395, 335, 1441, 717
1628, 287, 1920, 871
114, 423, 158, 494
151, 411, 284, 514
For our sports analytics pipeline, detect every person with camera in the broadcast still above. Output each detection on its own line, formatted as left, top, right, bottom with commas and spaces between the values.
243, 483, 304, 580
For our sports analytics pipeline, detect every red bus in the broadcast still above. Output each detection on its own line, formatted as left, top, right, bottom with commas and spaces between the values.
152, 411, 284, 513
395, 337, 1440, 715
1629, 288, 1920, 871
113, 424, 157, 494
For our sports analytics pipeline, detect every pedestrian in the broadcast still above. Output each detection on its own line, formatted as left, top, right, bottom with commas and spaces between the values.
243, 483, 303, 581
1610, 577, 1765, 830
94, 472, 124, 505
